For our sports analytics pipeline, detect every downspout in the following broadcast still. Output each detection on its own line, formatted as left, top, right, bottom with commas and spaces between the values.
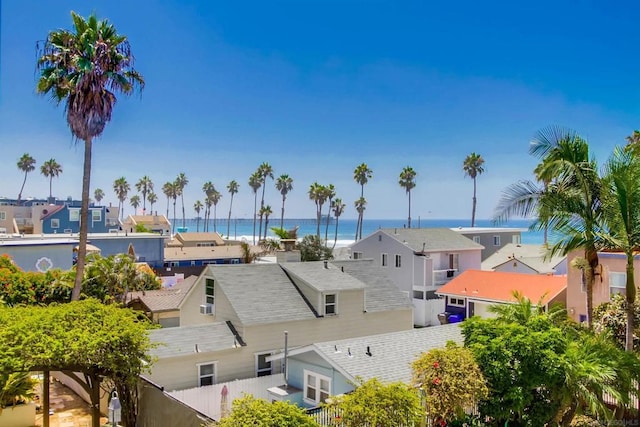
284, 331, 288, 387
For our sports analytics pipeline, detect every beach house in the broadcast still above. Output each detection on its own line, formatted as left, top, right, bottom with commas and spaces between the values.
144, 259, 413, 390
452, 226, 527, 260
348, 228, 483, 326
481, 243, 567, 275
41, 204, 119, 234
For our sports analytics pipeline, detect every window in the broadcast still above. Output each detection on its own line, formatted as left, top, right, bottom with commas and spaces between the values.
0, 212, 5, 221
324, 294, 337, 316
190, 261, 197, 266
197, 362, 216, 386
413, 290, 424, 300
512, 235, 521, 244
449, 297, 465, 307
395, 254, 402, 268
91, 209, 101, 222
381, 253, 388, 267
609, 272, 626, 296
492, 236, 501, 246
256, 352, 273, 377
304, 370, 331, 405
472, 236, 480, 244
51, 218, 60, 229
205, 278, 215, 305
69, 208, 80, 222
352, 251, 363, 260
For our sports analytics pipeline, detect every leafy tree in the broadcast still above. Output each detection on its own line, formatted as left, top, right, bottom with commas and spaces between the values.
226, 180, 239, 237
412, 342, 488, 424
0, 372, 37, 413
174, 172, 188, 229
16, 153, 36, 206
130, 194, 140, 213
599, 146, 640, 351
240, 241, 256, 264
218, 394, 319, 427
327, 378, 424, 427
40, 158, 63, 200
93, 188, 104, 204
0, 256, 73, 305
399, 166, 417, 228
463, 153, 485, 227
275, 174, 293, 229
331, 198, 346, 249
114, 177, 131, 220
593, 293, 640, 352
37, 11, 144, 302
353, 163, 372, 240
193, 200, 203, 232
299, 235, 333, 261
249, 172, 262, 244
135, 175, 154, 215
625, 129, 640, 156
147, 191, 157, 215
0, 299, 154, 427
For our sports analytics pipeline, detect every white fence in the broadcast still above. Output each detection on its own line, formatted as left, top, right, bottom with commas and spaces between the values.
413, 298, 445, 327
168, 374, 285, 421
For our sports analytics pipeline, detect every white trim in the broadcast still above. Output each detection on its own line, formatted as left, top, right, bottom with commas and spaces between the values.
197, 361, 217, 386
0, 211, 6, 221
448, 297, 465, 307
492, 235, 501, 246
255, 351, 274, 377
324, 293, 337, 316
381, 253, 388, 267
395, 254, 402, 268
609, 271, 626, 296
303, 369, 331, 405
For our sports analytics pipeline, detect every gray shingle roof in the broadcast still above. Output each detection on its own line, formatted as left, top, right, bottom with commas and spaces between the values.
129, 276, 197, 312
280, 261, 366, 292
379, 228, 484, 252
207, 264, 317, 325
330, 259, 412, 312
304, 324, 463, 384
149, 322, 239, 358
481, 243, 566, 274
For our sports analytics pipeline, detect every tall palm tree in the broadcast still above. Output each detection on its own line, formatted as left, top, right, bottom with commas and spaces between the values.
323, 184, 335, 244
130, 195, 140, 214
113, 177, 130, 220
531, 126, 603, 327
354, 197, 367, 240
332, 198, 346, 249
625, 130, 640, 156
599, 146, 640, 351
202, 181, 215, 232
16, 153, 36, 206
162, 181, 174, 220
40, 158, 63, 201
257, 162, 274, 242
174, 173, 188, 229
399, 166, 417, 228
226, 180, 239, 237
93, 188, 104, 204
260, 205, 273, 240
308, 182, 327, 239
209, 189, 222, 233
353, 163, 372, 240
275, 174, 293, 229
170, 184, 178, 234
249, 172, 262, 244
37, 11, 144, 303
193, 200, 203, 232
135, 175, 153, 215
463, 153, 485, 227
147, 192, 157, 215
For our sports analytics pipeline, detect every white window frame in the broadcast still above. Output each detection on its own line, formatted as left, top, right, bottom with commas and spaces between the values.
0, 212, 6, 221
381, 253, 388, 267
255, 351, 274, 377
493, 236, 501, 246
324, 293, 337, 316
303, 369, 331, 405
197, 361, 217, 387
205, 278, 215, 305
352, 251, 363, 260
51, 218, 60, 229
69, 208, 80, 222
91, 209, 102, 222
609, 272, 626, 296
472, 236, 480, 244
449, 297, 465, 307
512, 234, 521, 244
395, 254, 402, 268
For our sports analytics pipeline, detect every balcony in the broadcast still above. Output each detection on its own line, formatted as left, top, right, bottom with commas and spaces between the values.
433, 269, 458, 286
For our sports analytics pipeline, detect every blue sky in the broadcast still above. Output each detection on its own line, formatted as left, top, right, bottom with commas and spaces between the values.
1, 1, 639, 220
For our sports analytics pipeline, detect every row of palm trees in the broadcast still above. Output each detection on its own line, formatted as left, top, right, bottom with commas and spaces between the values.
15, 154, 63, 204
495, 126, 640, 352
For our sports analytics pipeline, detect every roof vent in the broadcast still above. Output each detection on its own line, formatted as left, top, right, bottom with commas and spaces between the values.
323, 260, 328, 269
365, 346, 372, 357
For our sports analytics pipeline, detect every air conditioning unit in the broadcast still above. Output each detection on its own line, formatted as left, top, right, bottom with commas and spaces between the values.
200, 304, 214, 315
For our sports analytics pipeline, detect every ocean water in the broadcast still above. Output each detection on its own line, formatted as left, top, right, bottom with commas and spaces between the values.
173, 217, 542, 247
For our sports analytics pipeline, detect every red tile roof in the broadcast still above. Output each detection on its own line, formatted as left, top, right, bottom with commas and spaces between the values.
436, 270, 566, 305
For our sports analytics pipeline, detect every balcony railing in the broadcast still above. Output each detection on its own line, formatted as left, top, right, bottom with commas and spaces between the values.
433, 268, 458, 286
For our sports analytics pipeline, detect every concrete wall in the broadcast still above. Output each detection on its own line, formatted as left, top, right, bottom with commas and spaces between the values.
89, 235, 165, 268
0, 402, 36, 427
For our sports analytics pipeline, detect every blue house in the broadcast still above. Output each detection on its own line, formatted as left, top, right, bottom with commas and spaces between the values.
41, 205, 119, 234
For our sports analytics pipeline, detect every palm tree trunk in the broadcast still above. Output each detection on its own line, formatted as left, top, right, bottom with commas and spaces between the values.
49, 177, 53, 200
213, 205, 217, 233
471, 177, 477, 227
355, 213, 361, 241
408, 190, 412, 228
72, 138, 92, 301
196, 216, 200, 232
165, 198, 169, 220
585, 248, 598, 328
333, 216, 340, 249
17, 171, 28, 206
324, 202, 331, 244
258, 186, 266, 241
253, 194, 258, 245
227, 195, 234, 237
181, 195, 185, 228
625, 252, 636, 352
316, 204, 321, 238
172, 201, 177, 234
280, 195, 285, 229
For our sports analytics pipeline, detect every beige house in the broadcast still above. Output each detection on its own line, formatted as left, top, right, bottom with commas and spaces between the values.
127, 275, 198, 327
145, 259, 413, 391
482, 243, 567, 275
566, 250, 639, 323
167, 232, 226, 248
122, 214, 171, 235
